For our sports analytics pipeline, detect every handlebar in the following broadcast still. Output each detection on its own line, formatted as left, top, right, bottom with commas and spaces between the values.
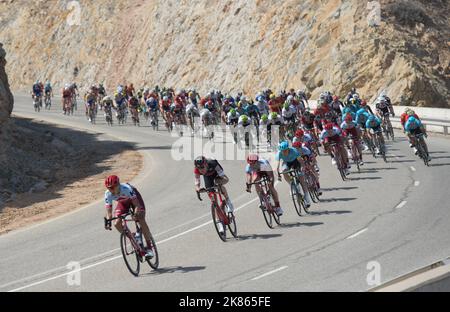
196, 186, 220, 201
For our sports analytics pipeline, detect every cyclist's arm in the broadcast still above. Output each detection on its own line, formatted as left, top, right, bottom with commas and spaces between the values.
194, 173, 201, 192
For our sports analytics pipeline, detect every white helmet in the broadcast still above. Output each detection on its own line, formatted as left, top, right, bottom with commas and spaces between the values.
287, 95, 294, 102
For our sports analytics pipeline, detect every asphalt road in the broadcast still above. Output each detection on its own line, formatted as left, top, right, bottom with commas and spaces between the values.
1, 94, 450, 292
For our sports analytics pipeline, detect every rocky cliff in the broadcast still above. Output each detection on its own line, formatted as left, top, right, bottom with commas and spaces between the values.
0, 42, 13, 126
0, 0, 448, 107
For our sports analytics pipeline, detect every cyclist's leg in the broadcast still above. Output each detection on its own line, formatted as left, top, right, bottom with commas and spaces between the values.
114, 199, 132, 233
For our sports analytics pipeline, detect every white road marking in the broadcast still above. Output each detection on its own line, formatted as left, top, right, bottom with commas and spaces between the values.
251, 266, 288, 281
346, 228, 368, 239
7, 196, 260, 292
396, 201, 407, 209
414, 181, 420, 187
410, 166, 416, 172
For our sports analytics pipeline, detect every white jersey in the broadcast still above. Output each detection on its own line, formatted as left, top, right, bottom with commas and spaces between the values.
268, 114, 283, 124
186, 103, 198, 114
238, 115, 251, 126
255, 101, 269, 115
227, 112, 240, 123
200, 108, 212, 118
282, 105, 296, 118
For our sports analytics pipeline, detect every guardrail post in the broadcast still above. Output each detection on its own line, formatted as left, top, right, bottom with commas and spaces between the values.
444, 126, 448, 135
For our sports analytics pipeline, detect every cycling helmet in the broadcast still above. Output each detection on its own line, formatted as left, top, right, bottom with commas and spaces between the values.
247, 154, 259, 164
230, 108, 236, 115
105, 175, 120, 188
194, 156, 207, 168
407, 116, 417, 123
270, 94, 276, 100
332, 95, 339, 101
344, 114, 353, 122
261, 114, 268, 122
278, 141, 289, 151
353, 94, 359, 100
292, 141, 302, 148
407, 110, 415, 116
241, 115, 249, 123
361, 100, 367, 106
368, 115, 376, 121
163, 96, 168, 101
270, 112, 278, 119
287, 95, 294, 102
295, 129, 304, 137
283, 102, 290, 110
325, 123, 334, 130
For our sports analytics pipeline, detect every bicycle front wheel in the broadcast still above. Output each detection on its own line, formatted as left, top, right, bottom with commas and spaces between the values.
145, 234, 159, 270
211, 204, 227, 242
120, 232, 140, 276
261, 196, 273, 229
227, 212, 238, 238
290, 181, 303, 217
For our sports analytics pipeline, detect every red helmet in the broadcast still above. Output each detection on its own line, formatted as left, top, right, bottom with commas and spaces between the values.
325, 123, 334, 130
247, 154, 259, 164
295, 129, 304, 137
292, 141, 302, 148
333, 95, 339, 101
105, 175, 120, 188
345, 114, 353, 122
361, 100, 367, 106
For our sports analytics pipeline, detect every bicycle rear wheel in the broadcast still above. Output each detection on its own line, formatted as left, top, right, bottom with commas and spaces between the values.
120, 232, 140, 276
227, 212, 238, 238
145, 234, 159, 270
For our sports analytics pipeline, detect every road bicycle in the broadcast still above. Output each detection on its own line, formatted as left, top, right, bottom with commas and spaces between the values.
105, 209, 159, 276
247, 175, 281, 229
348, 135, 362, 172
280, 168, 310, 216
197, 185, 237, 242
329, 142, 348, 181
414, 132, 430, 166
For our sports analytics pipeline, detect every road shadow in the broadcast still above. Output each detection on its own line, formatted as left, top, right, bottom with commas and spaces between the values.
144, 266, 206, 275
1, 117, 138, 211
321, 186, 358, 191
347, 176, 382, 181
385, 159, 416, 163
279, 222, 324, 228
430, 156, 450, 159
309, 210, 352, 216
429, 163, 450, 167
319, 197, 357, 202
359, 167, 398, 172
237, 233, 282, 241
386, 155, 406, 158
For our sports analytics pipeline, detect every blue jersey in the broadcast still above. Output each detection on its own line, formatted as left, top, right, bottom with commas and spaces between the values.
355, 109, 370, 125
33, 84, 42, 95
366, 117, 381, 129
405, 117, 422, 132
276, 147, 300, 163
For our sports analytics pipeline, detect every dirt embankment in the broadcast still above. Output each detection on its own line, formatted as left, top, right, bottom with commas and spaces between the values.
0, 117, 142, 235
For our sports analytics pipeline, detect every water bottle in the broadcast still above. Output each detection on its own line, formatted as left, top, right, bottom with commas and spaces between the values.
134, 230, 143, 247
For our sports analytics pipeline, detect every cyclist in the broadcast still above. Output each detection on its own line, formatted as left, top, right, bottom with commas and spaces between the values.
292, 140, 322, 196
365, 115, 384, 155
194, 156, 234, 212
276, 141, 312, 208
330, 95, 344, 115
32, 80, 43, 98
62, 84, 72, 113
44, 80, 53, 98
293, 129, 320, 172
245, 154, 283, 216
405, 115, 431, 160
320, 123, 350, 174
200, 104, 214, 127
104, 175, 154, 258
341, 113, 364, 165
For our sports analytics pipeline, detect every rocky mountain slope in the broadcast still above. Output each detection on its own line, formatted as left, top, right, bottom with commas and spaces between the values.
0, 0, 448, 106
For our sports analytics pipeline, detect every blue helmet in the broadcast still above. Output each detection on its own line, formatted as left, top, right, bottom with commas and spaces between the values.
408, 116, 417, 123
368, 115, 375, 121
278, 141, 289, 151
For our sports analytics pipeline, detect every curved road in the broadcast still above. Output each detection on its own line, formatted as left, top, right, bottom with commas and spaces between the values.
1, 94, 450, 292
